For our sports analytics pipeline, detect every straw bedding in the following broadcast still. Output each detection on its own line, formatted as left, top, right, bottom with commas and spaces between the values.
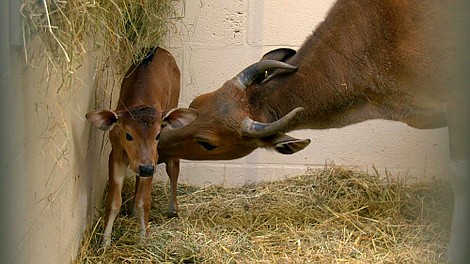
76, 166, 452, 263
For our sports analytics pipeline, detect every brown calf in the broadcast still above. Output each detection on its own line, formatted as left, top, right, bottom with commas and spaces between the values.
86, 47, 197, 247
157, 0, 469, 261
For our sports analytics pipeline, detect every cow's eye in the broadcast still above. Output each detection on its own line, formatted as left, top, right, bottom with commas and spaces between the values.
197, 141, 217, 151
155, 132, 160, 141
125, 132, 133, 141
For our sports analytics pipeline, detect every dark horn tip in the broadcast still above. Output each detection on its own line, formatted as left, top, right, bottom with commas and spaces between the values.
234, 60, 298, 90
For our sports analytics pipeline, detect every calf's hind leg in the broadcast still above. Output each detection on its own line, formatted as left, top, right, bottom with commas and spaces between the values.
165, 159, 180, 218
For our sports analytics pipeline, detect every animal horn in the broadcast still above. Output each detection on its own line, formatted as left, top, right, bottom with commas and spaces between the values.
241, 107, 304, 138
233, 60, 297, 90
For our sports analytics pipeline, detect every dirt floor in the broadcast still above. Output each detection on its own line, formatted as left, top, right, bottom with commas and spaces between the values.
76, 166, 452, 263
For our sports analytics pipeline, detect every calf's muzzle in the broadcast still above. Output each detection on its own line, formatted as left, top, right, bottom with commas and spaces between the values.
138, 164, 155, 177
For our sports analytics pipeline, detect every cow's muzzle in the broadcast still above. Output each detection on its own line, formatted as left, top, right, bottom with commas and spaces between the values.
138, 164, 155, 177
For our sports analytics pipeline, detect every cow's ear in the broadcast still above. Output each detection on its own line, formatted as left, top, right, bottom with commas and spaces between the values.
260, 133, 311, 154
163, 108, 198, 129
257, 48, 297, 83
86, 109, 119, 131
260, 48, 296, 62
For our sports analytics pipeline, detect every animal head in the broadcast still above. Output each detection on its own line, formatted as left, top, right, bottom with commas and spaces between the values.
87, 105, 197, 176
158, 49, 310, 161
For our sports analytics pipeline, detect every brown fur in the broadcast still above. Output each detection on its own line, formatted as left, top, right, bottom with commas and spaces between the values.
248, 0, 455, 130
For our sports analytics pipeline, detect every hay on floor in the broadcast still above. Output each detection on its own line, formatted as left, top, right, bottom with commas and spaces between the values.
76, 166, 452, 263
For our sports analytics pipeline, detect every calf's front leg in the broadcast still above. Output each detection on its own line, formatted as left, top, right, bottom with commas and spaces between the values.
102, 151, 128, 248
134, 176, 154, 241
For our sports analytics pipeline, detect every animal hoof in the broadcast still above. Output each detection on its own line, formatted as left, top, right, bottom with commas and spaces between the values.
167, 211, 179, 218
130, 204, 137, 216
101, 237, 111, 249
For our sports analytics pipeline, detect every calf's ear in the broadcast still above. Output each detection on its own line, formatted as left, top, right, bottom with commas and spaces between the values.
86, 109, 119, 131
260, 133, 311, 155
163, 108, 198, 129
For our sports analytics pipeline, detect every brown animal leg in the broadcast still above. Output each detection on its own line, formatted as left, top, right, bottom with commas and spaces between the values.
446, 100, 470, 262
102, 151, 128, 248
165, 159, 180, 218
131, 175, 139, 216
134, 176, 153, 241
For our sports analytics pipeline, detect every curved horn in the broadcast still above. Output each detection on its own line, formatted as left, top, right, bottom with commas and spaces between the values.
233, 60, 297, 90
241, 107, 304, 138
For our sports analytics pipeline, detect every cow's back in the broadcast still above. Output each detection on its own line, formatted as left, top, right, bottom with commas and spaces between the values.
290, 0, 461, 103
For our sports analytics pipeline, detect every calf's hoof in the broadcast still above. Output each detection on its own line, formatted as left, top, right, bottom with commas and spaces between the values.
167, 211, 179, 218
100, 237, 111, 249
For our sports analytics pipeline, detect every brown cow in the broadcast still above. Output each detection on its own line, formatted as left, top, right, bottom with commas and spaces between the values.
86, 47, 197, 247
157, 0, 469, 261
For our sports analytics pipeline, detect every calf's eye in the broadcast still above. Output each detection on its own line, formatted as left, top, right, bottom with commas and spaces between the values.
155, 133, 160, 141
125, 132, 133, 141
197, 141, 217, 151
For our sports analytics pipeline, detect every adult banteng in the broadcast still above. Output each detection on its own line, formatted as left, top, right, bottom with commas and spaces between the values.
158, 0, 469, 261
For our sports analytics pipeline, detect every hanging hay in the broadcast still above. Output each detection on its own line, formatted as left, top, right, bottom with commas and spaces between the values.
75, 166, 452, 263
19, 0, 181, 158
21, 0, 180, 89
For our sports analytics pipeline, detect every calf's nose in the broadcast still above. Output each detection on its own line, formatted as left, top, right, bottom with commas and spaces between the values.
138, 165, 155, 177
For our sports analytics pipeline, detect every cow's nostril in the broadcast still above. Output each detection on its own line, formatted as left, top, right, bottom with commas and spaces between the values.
138, 165, 155, 177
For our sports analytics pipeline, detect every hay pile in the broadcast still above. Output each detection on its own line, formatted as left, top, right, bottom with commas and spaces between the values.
76, 166, 452, 263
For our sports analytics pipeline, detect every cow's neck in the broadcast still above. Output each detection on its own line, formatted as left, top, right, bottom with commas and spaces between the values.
249, 0, 450, 130
249, 2, 397, 130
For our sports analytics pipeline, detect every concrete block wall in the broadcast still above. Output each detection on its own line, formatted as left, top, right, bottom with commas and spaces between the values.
5, 43, 109, 263
161, 0, 450, 186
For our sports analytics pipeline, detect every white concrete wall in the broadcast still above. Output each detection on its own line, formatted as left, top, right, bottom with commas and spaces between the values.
6, 43, 109, 263
162, 0, 450, 186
